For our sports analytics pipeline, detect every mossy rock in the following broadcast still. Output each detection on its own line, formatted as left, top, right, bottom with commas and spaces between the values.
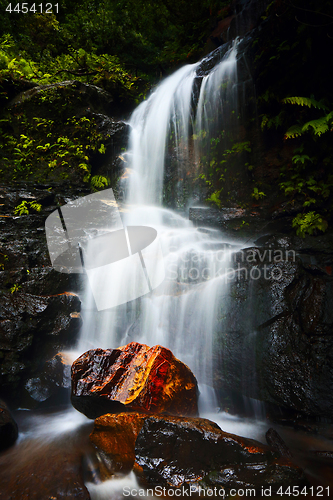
8, 80, 114, 123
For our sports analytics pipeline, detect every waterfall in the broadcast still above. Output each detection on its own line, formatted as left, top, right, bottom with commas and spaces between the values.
78, 40, 242, 411
127, 62, 199, 205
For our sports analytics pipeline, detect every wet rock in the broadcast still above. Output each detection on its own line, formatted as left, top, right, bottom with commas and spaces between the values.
266, 428, 292, 458
0, 399, 18, 451
9, 80, 114, 119
71, 342, 199, 419
0, 185, 86, 408
203, 459, 306, 492
90, 412, 148, 475
134, 415, 306, 491
229, 0, 271, 39
0, 292, 81, 404
0, 185, 88, 296
24, 352, 72, 406
214, 239, 333, 420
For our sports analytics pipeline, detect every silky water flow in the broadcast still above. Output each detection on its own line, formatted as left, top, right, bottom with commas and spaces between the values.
78, 39, 243, 413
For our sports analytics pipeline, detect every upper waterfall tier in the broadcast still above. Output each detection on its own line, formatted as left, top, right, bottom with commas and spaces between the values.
126, 40, 240, 206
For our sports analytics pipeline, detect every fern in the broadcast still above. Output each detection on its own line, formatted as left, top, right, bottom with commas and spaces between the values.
261, 111, 285, 131
284, 125, 303, 139
90, 175, 109, 192
14, 200, 42, 215
292, 211, 328, 237
302, 117, 330, 136
285, 112, 333, 139
206, 190, 222, 209
282, 96, 329, 111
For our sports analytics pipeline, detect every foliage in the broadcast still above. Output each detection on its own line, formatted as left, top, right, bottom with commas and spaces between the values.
254, 0, 333, 236
0, 33, 139, 103
251, 187, 266, 200
282, 96, 329, 111
14, 200, 42, 215
292, 212, 328, 237
275, 97, 333, 235
0, 253, 9, 271
197, 138, 252, 209
90, 175, 109, 191
206, 190, 222, 208
0, 0, 231, 79
0, 115, 106, 182
9, 283, 21, 293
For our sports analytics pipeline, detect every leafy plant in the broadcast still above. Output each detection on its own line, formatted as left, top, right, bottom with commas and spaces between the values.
10, 283, 21, 293
1, 115, 106, 182
90, 175, 109, 191
292, 212, 328, 237
282, 96, 333, 139
206, 190, 222, 208
196, 138, 252, 209
251, 187, 266, 200
0, 252, 9, 271
14, 200, 42, 215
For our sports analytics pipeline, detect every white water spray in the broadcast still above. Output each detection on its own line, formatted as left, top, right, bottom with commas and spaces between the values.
127, 62, 199, 205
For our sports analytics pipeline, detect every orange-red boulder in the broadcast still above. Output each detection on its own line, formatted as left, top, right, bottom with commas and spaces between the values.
71, 342, 198, 419
90, 412, 147, 474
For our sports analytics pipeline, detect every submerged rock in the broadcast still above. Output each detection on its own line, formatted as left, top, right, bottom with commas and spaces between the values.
71, 342, 198, 419
24, 352, 72, 406
0, 399, 18, 451
134, 415, 306, 491
90, 412, 148, 474
266, 428, 292, 458
89, 412, 305, 491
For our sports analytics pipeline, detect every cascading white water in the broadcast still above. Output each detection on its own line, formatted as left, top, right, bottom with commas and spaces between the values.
195, 41, 239, 165
78, 40, 242, 410
127, 62, 200, 205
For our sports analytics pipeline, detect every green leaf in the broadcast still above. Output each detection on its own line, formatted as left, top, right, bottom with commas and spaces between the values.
282, 96, 329, 111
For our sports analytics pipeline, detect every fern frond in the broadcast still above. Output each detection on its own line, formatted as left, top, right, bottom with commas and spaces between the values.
284, 125, 303, 139
282, 96, 329, 111
302, 117, 329, 136
326, 111, 333, 122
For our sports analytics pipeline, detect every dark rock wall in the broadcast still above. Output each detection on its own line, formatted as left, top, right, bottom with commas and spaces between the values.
214, 231, 333, 419
0, 185, 85, 407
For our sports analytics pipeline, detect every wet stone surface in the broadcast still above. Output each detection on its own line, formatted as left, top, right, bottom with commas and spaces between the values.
213, 231, 333, 421
71, 342, 198, 419
0, 185, 84, 407
134, 415, 306, 492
